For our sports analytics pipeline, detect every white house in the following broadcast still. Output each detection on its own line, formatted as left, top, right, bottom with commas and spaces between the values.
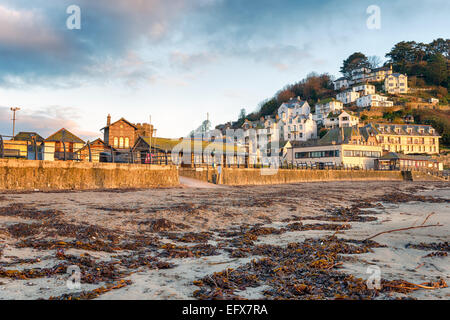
385, 73, 408, 94
429, 98, 439, 104
352, 84, 376, 96
333, 77, 350, 90
280, 114, 317, 142
356, 94, 394, 108
278, 97, 311, 120
351, 67, 372, 83
333, 65, 393, 90
336, 90, 360, 105
324, 110, 359, 129
314, 99, 344, 123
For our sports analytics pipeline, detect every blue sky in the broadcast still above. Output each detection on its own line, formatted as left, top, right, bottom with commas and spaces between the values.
0, 0, 449, 140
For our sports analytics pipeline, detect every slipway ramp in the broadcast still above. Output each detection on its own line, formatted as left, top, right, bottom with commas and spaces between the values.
179, 176, 223, 189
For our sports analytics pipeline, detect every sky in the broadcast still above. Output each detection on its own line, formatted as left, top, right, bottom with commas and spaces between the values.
0, 0, 449, 140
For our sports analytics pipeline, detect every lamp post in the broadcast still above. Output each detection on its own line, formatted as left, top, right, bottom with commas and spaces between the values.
10, 107, 20, 140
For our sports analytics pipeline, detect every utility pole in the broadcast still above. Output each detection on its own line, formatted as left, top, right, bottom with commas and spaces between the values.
10, 107, 20, 140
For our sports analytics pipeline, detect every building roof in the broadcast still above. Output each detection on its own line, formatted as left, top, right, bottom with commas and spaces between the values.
282, 97, 308, 108
134, 136, 246, 154
373, 66, 391, 72
101, 117, 138, 131
45, 128, 85, 143
378, 152, 437, 162
14, 132, 44, 142
366, 123, 440, 137
319, 127, 358, 145
389, 73, 406, 78
289, 139, 321, 148
77, 138, 111, 152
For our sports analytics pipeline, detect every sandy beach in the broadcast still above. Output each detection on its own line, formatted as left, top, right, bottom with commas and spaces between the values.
0, 180, 448, 300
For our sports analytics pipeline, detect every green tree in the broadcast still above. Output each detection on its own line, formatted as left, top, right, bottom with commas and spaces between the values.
428, 38, 450, 58
238, 108, 246, 121
258, 98, 278, 116
426, 53, 448, 86
340, 52, 370, 78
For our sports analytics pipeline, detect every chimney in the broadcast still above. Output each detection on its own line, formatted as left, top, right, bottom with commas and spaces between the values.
107, 114, 111, 126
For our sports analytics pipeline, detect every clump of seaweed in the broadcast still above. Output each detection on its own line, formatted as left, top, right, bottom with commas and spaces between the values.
193, 237, 383, 300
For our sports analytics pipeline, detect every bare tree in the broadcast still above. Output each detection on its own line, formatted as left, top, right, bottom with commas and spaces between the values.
368, 55, 383, 69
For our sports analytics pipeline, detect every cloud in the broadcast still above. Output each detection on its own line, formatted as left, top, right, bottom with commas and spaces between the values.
0, 106, 99, 141
0, 0, 197, 87
170, 51, 217, 71
0, 6, 61, 50
0, 0, 335, 87
1, 0, 448, 88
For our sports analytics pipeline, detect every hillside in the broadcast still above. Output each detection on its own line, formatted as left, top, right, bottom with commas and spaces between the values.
220, 38, 449, 149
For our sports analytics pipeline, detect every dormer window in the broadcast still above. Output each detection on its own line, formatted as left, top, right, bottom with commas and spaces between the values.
429, 128, 434, 134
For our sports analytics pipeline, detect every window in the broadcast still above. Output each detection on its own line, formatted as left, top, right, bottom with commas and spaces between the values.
113, 137, 118, 147
343, 150, 380, 158
295, 150, 338, 159
119, 137, 124, 148
125, 138, 130, 148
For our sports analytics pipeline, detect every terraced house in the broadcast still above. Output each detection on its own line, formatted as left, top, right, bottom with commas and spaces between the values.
384, 73, 408, 94
365, 123, 440, 154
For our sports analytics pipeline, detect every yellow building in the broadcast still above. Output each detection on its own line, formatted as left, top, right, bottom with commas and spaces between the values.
366, 123, 440, 154
286, 127, 383, 169
371, 65, 393, 82
2, 140, 29, 158
385, 73, 408, 94
44, 128, 85, 161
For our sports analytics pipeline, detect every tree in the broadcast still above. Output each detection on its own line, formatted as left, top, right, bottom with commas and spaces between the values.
238, 108, 246, 121
340, 52, 370, 78
276, 89, 295, 103
368, 56, 383, 69
258, 98, 278, 116
426, 53, 448, 86
428, 38, 450, 58
385, 41, 423, 73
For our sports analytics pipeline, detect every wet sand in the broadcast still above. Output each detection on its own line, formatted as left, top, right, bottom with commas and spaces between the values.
0, 181, 448, 300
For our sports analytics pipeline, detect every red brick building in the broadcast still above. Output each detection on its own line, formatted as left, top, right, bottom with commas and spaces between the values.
101, 115, 154, 150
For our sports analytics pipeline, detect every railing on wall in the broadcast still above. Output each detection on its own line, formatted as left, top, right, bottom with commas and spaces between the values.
0, 134, 170, 165
0, 134, 446, 177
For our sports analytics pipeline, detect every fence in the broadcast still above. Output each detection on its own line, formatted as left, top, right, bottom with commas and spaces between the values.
0, 134, 170, 165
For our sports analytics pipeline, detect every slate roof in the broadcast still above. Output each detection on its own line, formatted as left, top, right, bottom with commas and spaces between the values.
101, 118, 138, 131
366, 123, 440, 137
134, 137, 246, 154
319, 127, 358, 145
378, 152, 437, 162
45, 128, 85, 144
14, 132, 44, 142
282, 97, 308, 108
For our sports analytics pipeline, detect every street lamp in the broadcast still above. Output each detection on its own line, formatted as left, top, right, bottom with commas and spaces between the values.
10, 107, 20, 140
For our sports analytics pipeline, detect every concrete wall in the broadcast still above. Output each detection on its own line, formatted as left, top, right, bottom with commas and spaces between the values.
0, 159, 178, 191
220, 168, 405, 186
179, 167, 217, 183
